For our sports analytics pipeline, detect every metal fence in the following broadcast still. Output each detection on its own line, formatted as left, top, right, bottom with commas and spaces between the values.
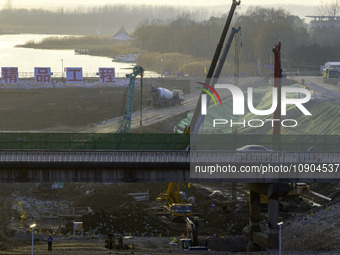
0, 133, 338, 152
4, 72, 160, 79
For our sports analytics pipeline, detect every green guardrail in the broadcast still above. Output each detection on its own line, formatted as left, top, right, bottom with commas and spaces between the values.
0, 133, 338, 152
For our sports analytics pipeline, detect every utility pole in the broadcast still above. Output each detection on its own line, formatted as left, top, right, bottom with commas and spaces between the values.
272, 42, 282, 151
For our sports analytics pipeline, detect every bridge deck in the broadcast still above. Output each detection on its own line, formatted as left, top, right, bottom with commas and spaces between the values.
0, 150, 338, 182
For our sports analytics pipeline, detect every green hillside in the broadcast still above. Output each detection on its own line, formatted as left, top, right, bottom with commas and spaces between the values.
176, 84, 340, 135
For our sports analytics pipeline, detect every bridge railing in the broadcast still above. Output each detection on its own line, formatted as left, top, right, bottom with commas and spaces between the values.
0, 150, 339, 163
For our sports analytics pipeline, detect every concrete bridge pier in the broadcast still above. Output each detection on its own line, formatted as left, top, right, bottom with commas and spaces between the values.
247, 190, 262, 252
247, 183, 289, 252
267, 196, 280, 250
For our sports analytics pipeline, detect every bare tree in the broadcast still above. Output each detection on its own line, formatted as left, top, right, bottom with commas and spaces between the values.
327, 0, 340, 16
315, 0, 340, 16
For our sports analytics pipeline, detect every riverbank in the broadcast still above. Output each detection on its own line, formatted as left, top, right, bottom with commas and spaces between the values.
17, 35, 140, 59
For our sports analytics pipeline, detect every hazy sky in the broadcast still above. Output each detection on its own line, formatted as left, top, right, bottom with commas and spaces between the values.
2, 0, 328, 19
6, 0, 330, 8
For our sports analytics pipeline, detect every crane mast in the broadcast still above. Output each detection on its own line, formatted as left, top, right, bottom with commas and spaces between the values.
118, 65, 144, 133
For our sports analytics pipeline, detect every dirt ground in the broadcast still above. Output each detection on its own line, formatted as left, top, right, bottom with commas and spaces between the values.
0, 182, 338, 254
2, 237, 340, 255
0, 76, 268, 132
0, 78, 191, 132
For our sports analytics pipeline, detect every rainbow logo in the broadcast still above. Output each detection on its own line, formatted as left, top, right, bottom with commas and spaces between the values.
197, 82, 222, 106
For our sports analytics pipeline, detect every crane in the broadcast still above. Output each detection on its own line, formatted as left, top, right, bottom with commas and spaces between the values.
194, 26, 241, 133
184, 0, 241, 134
117, 65, 144, 133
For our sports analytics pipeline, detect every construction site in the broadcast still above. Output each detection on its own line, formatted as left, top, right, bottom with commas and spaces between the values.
0, 0, 340, 254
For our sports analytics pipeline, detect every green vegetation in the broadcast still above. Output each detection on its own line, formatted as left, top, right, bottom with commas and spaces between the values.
13, 5, 340, 75
0, 5, 207, 35
18, 35, 139, 58
283, 101, 340, 135
177, 83, 340, 136
136, 52, 209, 76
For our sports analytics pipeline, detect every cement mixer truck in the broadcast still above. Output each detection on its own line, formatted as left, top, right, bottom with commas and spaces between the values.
151, 87, 184, 107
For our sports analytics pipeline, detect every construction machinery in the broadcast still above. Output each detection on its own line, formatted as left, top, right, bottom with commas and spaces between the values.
156, 183, 193, 221
323, 68, 339, 84
184, 0, 241, 135
185, 216, 199, 246
151, 87, 184, 107
117, 65, 144, 133
259, 183, 331, 205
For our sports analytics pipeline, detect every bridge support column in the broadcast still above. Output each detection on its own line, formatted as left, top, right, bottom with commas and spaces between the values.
247, 190, 262, 251
267, 195, 279, 250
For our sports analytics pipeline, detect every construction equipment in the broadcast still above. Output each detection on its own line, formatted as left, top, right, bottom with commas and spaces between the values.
17, 201, 27, 227
185, 217, 198, 246
194, 27, 241, 133
117, 65, 144, 133
184, 0, 241, 135
156, 182, 193, 221
323, 68, 339, 84
260, 183, 331, 205
151, 87, 184, 107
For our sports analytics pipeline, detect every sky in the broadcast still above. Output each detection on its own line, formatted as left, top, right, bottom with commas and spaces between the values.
4, 0, 331, 8
2, 0, 330, 19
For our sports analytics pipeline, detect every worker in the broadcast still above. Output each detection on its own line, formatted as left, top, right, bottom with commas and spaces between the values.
47, 234, 53, 251
296, 69, 300, 76
194, 218, 199, 230
243, 226, 248, 236
211, 203, 215, 213
172, 236, 178, 244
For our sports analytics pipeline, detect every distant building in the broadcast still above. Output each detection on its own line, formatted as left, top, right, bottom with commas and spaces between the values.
111, 26, 134, 41
324, 62, 340, 70
306, 16, 340, 32
321, 62, 340, 74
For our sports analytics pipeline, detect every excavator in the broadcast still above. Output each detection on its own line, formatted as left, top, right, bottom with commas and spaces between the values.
259, 183, 331, 205
156, 182, 193, 221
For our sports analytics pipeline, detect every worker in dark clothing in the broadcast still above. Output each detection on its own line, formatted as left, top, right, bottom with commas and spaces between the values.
47, 234, 53, 251
194, 218, 199, 230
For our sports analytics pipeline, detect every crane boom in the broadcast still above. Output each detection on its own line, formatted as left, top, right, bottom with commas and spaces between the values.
194, 27, 241, 134
185, 0, 241, 134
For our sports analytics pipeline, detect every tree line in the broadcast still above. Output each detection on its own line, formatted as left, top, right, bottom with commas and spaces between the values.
134, 6, 340, 73
0, 5, 208, 35
12, 3, 340, 75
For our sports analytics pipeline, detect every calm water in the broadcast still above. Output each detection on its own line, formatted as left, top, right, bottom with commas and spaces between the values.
0, 34, 157, 78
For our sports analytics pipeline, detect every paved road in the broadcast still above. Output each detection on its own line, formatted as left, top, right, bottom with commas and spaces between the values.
290, 76, 340, 101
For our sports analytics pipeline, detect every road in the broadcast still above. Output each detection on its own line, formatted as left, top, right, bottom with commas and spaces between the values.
290, 76, 340, 101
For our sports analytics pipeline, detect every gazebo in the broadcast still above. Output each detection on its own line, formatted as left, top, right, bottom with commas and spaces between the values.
111, 26, 134, 41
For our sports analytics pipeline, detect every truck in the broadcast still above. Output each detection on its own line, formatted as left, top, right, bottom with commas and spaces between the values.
323, 68, 339, 84
151, 87, 184, 107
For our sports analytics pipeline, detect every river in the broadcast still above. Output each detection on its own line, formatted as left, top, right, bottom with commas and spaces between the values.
0, 34, 157, 78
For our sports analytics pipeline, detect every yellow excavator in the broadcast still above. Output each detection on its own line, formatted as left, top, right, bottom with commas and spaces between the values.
156, 182, 193, 221
260, 183, 331, 204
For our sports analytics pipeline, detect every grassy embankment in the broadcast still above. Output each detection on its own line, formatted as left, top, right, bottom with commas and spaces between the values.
176, 83, 340, 136
17, 35, 139, 59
